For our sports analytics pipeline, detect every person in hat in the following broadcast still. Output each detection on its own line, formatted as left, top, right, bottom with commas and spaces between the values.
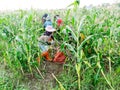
36, 14, 55, 63
37, 25, 56, 63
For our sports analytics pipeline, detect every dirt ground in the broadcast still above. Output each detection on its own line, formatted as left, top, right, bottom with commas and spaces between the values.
23, 61, 64, 90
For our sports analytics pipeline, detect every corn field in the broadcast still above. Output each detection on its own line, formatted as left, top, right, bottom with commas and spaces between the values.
0, 1, 120, 90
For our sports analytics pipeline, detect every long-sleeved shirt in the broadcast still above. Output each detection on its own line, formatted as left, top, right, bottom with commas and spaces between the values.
43, 20, 53, 28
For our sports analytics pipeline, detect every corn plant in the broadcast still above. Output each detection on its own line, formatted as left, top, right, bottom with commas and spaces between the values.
0, 1, 120, 90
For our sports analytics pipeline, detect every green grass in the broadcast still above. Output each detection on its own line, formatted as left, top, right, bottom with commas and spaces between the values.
0, 2, 120, 90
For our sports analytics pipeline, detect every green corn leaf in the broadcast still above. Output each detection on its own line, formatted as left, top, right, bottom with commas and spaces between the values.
64, 43, 76, 54
78, 15, 86, 33
78, 34, 98, 51
66, 25, 77, 41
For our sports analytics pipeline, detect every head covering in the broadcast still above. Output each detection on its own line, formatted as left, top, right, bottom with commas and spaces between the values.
42, 13, 51, 21
45, 26, 56, 32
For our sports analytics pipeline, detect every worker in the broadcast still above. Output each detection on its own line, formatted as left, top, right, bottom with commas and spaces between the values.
37, 14, 66, 64
54, 15, 63, 30
36, 14, 54, 63
53, 15, 66, 64
37, 25, 56, 63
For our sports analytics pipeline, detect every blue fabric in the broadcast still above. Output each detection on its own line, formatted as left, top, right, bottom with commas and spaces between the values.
39, 43, 49, 52
43, 20, 53, 28
39, 20, 53, 52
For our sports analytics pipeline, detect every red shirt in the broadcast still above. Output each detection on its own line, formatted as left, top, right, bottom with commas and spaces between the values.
57, 18, 63, 27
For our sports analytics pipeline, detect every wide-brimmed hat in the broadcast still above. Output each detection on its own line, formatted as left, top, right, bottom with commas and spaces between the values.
45, 26, 56, 32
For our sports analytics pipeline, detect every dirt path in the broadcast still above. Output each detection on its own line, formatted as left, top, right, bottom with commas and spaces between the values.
24, 61, 64, 90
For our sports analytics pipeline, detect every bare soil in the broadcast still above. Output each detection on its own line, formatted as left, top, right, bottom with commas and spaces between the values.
24, 61, 64, 90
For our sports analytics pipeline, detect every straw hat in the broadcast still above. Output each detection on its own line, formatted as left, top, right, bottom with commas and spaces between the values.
45, 26, 56, 32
